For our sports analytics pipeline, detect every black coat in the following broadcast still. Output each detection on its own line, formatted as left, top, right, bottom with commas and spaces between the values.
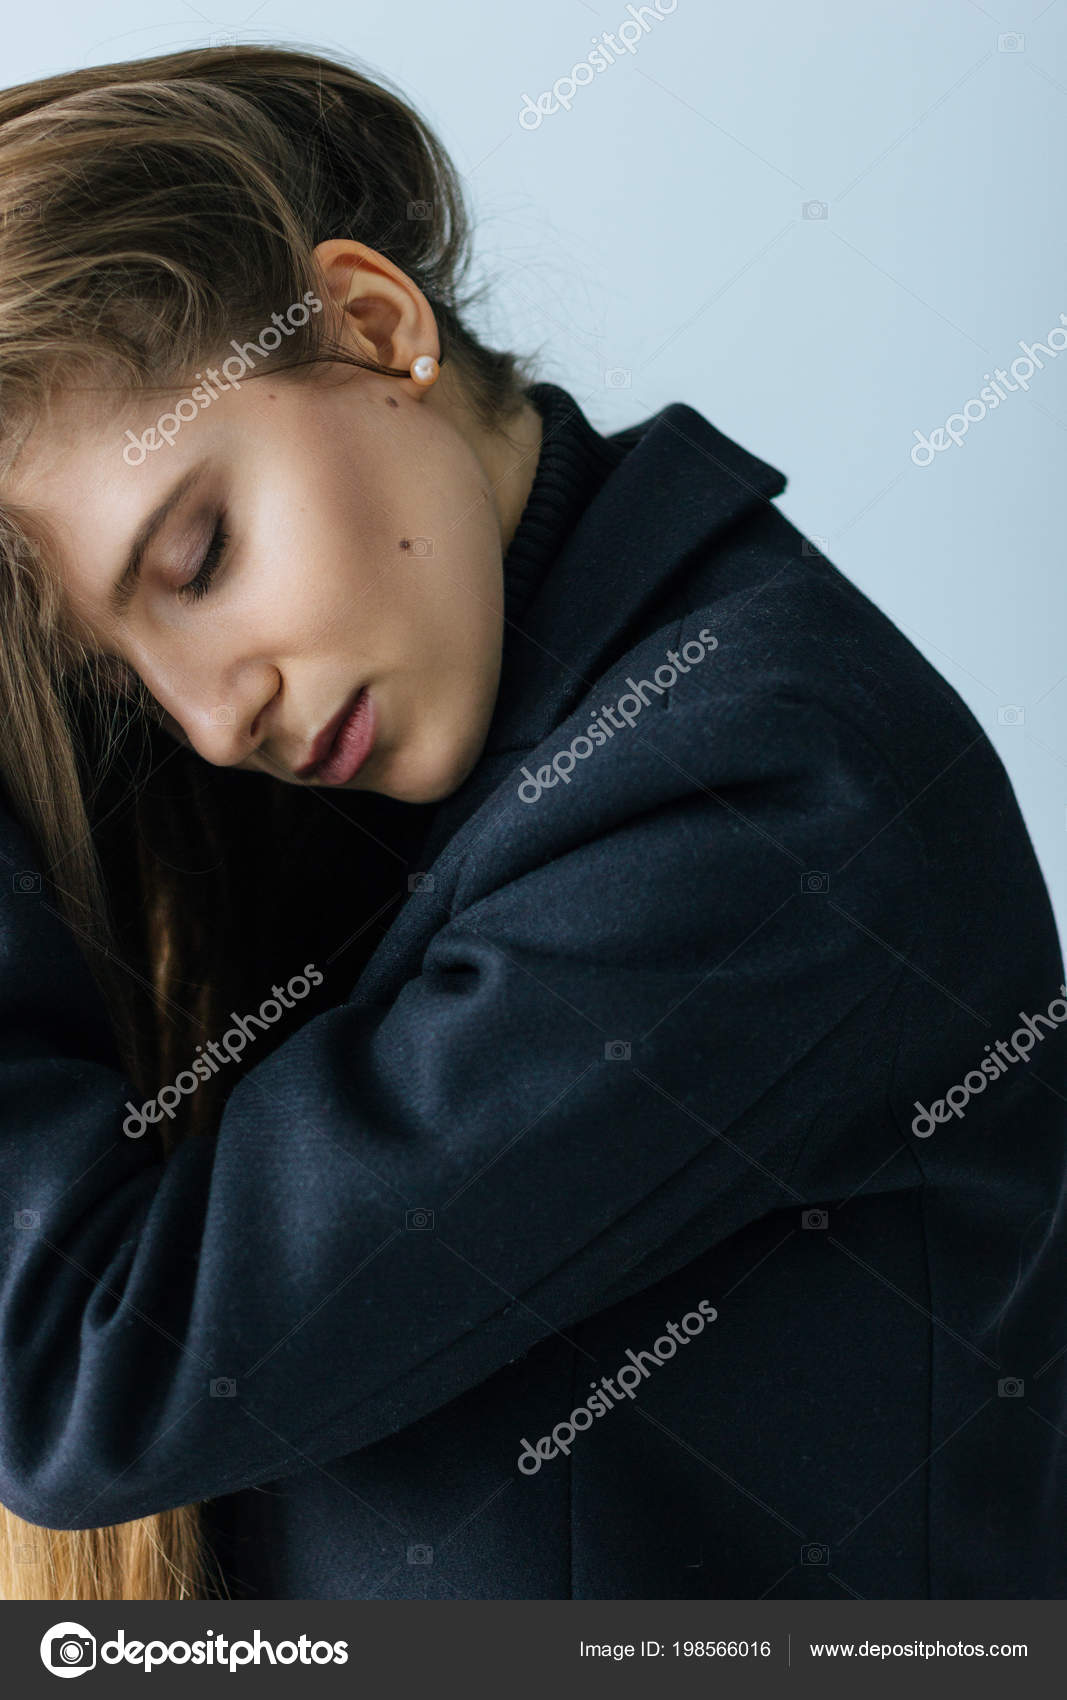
0, 383, 1064, 1600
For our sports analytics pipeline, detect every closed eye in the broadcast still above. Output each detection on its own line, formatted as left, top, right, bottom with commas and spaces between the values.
178, 517, 229, 604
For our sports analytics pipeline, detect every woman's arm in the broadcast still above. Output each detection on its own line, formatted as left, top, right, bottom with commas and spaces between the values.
0, 683, 924, 1529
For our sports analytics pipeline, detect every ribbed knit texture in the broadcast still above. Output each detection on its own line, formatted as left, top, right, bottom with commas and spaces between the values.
500, 382, 629, 633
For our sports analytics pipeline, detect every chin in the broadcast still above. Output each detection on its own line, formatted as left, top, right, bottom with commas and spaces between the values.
369, 724, 486, 806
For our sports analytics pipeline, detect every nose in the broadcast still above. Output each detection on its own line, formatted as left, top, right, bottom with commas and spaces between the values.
135, 654, 282, 769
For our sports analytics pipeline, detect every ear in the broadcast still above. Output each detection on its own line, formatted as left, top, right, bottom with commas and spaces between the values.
311, 239, 440, 383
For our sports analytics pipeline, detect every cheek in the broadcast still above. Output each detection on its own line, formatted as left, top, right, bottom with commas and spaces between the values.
253, 401, 494, 659
237, 475, 378, 646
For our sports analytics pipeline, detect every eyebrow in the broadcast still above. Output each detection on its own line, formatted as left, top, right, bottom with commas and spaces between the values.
111, 465, 205, 614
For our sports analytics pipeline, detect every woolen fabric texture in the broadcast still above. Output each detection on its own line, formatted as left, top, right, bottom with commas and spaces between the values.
0, 380, 1063, 1600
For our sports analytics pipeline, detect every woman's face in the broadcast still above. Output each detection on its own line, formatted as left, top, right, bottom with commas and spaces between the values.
2, 242, 542, 803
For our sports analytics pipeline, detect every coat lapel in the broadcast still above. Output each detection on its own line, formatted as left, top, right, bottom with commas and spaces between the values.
483, 397, 787, 756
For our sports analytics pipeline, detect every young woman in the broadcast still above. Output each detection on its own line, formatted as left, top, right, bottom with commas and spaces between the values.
0, 44, 1063, 1604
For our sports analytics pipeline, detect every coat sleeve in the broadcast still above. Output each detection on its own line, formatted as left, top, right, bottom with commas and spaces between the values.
0, 684, 925, 1528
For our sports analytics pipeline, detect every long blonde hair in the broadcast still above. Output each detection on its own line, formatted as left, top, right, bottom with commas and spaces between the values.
0, 42, 531, 1601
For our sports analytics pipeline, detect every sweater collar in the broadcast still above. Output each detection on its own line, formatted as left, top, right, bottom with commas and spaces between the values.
500, 381, 630, 634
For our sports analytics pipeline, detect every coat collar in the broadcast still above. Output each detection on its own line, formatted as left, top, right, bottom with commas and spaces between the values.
403, 384, 790, 882
485, 383, 788, 756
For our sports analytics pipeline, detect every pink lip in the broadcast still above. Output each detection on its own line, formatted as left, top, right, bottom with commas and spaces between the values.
296, 687, 376, 784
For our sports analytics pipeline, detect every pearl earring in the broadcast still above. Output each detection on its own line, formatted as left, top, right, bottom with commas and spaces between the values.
409, 354, 439, 387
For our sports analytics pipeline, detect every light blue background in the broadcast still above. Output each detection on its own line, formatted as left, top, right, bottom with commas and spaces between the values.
6, 1, 1066, 948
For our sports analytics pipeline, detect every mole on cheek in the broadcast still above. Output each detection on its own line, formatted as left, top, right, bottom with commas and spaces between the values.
398, 539, 412, 550
386, 396, 399, 408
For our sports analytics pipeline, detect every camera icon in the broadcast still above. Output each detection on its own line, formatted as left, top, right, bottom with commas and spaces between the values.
407, 536, 435, 557
14, 199, 40, 220
604, 1040, 631, 1061
42, 1623, 97, 1672
802, 200, 828, 220
408, 872, 435, 893
801, 536, 828, 557
407, 1543, 434, 1565
14, 1209, 41, 1230
13, 870, 41, 893
998, 1377, 1024, 1398
801, 1542, 830, 1565
604, 368, 631, 388
210, 32, 239, 48
802, 1208, 828, 1230
405, 1207, 435, 1231
210, 704, 236, 725
210, 1377, 237, 1397
997, 32, 1024, 52
801, 871, 828, 894
996, 705, 1024, 726
407, 200, 434, 221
